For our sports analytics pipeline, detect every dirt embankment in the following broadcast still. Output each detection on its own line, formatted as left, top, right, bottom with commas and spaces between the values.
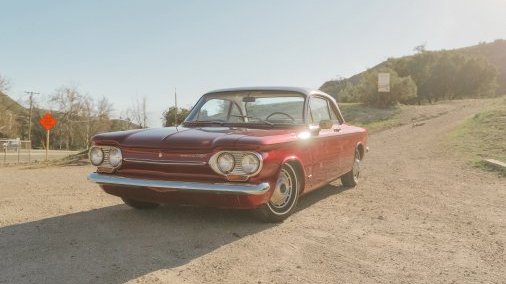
0, 99, 504, 284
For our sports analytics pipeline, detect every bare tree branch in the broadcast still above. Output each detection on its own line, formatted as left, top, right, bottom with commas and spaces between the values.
125, 97, 148, 128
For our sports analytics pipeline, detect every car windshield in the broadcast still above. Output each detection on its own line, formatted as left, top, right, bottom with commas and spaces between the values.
185, 91, 306, 126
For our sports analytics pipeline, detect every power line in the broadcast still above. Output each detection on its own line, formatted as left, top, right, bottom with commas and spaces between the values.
25, 91, 39, 142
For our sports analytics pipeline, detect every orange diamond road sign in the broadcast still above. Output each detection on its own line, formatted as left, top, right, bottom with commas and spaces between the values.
39, 112, 57, 130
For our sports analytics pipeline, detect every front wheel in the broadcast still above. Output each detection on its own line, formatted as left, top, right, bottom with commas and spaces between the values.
121, 197, 160, 209
341, 148, 361, 187
255, 163, 300, 223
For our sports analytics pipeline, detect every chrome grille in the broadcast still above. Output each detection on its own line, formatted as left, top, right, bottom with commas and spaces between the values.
102, 148, 112, 167
231, 152, 245, 174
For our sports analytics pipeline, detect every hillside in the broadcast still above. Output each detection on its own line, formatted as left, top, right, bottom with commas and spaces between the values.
0, 91, 27, 138
0, 91, 26, 115
321, 39, 506, 98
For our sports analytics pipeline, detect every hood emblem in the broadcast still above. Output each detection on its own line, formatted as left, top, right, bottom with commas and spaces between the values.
158, 152, 163, 158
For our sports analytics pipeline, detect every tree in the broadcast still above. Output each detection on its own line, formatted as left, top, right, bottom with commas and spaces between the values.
49, 85, 84, 150
83, 96, 113, 148
125, 97, 149, 128
163, 106, 190, 126
390, 51, 437, 104
48, 85, 116, 150
319, 77, 348, 100
336, 81, 359, 103
413, 43, 427, 53
452, 56, 497, 99
387, 50, 498, 103
356, 68, 417, 107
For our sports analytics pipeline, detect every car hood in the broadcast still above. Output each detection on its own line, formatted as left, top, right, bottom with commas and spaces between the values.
92, 126, 299, 150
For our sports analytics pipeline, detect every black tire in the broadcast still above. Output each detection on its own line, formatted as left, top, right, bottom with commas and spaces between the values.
121, 197, 160, 209
255, 163, 300, 223
341, 148, 361, 187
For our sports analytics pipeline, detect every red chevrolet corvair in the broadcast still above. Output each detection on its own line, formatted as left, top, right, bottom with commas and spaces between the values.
88, 87, 368, 222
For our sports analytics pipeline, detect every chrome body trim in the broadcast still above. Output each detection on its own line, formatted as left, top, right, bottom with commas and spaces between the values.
87, 172, 270, 195
123, 158, 207, 166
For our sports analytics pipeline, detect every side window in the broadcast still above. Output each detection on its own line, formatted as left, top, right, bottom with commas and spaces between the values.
309, 97, 331, 124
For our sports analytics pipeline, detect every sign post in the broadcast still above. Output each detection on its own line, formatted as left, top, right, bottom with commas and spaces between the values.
39, 113, 57, 161
46, 129, 50, 161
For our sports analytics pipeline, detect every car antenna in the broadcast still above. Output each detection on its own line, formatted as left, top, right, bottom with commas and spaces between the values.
174, 88, 178, 130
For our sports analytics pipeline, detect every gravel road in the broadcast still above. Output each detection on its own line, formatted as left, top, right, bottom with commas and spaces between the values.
0, 99, 504, 284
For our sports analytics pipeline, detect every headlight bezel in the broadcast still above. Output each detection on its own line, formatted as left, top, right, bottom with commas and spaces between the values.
209, 151, 263, 177
89, 145, 123, 170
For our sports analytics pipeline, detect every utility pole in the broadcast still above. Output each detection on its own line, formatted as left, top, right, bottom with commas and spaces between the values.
25, 91, 39, 162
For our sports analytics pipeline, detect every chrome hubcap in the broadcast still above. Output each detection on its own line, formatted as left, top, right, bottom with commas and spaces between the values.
269, 168, 293, 208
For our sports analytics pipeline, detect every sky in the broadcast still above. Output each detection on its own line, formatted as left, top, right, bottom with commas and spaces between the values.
1, 0, 506, 126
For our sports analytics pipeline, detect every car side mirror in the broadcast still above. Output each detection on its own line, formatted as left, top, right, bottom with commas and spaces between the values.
319, 120, 333, 129
309, 126, 320, 136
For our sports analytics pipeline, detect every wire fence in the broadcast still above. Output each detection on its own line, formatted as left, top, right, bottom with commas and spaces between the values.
1, 139, 79, 165
1, 139, 30, 164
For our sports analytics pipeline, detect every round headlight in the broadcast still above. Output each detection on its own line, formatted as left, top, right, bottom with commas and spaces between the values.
90, 147, 104, 166
217, 152, 235, 173
241, 153, 260, 174
108, 147, 123, 167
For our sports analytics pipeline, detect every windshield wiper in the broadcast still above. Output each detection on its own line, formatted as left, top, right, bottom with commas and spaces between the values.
229, 115, 274, 127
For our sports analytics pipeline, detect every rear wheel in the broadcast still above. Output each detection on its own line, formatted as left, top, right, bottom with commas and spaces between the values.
255, 163, 300, 223
121, 197, 160, 209
341, 148, 361, 187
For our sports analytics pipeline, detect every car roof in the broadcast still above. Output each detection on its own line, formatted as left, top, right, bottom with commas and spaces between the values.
205, 86, 331, 98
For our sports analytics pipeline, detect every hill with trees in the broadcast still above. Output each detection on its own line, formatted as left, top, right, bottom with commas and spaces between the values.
321, 39, 505, 106
0, 91, 28, 139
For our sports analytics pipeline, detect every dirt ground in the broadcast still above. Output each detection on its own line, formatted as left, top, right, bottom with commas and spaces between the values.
0, 100, 504, 284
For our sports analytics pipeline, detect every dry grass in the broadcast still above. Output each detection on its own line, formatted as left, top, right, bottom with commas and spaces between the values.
340, 100, 467, 133
448, 96, 506, 176
340, 103, 401, 133
21, 150, 89, 169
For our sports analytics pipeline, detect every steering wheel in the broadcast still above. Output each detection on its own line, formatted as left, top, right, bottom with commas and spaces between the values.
266, 112, 295, 122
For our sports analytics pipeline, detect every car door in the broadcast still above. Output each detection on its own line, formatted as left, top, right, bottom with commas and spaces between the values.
326, 99, 353, 178
309, 96, 353, 184
307, 96, 336, 187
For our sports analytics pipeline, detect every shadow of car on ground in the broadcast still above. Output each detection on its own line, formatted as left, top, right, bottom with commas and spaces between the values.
0, 183, 347, 283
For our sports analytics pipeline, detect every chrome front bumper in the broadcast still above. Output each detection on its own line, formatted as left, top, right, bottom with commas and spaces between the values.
87, 173, 270, 195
